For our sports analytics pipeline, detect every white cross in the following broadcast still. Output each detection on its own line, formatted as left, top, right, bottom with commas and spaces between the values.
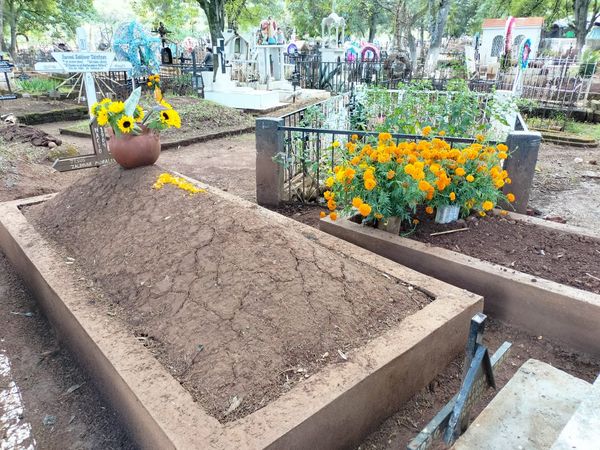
34, 27, 133, 118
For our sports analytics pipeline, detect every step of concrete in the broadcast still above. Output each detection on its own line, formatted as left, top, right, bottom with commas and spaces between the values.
551, 375, 600, 450
453, 359, 592, 450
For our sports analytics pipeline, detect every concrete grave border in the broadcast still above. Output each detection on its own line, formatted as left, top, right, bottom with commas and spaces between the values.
0, 174, 482, 449
320, 212, 600, 357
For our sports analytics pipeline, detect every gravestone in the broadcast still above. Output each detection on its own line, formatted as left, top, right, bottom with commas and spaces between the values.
35, 28, 133, 172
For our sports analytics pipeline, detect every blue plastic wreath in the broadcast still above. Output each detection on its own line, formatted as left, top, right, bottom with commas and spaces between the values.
112, 21, 161, 78
519, 38, 532, 70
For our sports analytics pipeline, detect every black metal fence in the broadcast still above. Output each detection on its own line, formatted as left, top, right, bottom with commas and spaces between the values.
277, 126, 495, 203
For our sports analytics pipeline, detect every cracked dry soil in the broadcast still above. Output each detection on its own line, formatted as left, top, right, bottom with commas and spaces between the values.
27, 165, 430, 423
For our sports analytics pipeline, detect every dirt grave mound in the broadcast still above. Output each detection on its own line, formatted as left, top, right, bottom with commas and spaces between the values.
26, 166, 429, 422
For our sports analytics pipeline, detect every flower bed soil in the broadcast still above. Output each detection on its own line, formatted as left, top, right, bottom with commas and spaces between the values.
407, 214, 600, 295
25, 165, 429, 423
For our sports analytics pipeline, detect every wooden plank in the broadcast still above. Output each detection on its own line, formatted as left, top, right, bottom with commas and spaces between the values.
407, 341, 512, 450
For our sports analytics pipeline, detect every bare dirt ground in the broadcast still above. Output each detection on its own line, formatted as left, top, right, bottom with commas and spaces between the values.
159, 132, 256, 201
529, 142, 600, 233
27, 165, 427, 422
0, 252, 134, 449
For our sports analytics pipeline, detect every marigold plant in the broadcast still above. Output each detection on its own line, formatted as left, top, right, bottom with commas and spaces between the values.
323, 131, 515, 224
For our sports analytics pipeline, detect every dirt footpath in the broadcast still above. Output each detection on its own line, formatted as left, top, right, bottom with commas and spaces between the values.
0, 251, 134, 449
159, 132, 256, 201
529, 142, 600, 233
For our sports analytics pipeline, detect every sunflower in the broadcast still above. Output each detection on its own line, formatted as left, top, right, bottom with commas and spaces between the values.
134, 105, 145, 122
108, 101, 125, 114
160, 109, 181, 128
97, 109, 109, 127
90, 102, 100, 117
117, 115, 135, 133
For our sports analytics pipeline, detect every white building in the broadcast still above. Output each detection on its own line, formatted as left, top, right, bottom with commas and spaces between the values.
479, 17, 544, 66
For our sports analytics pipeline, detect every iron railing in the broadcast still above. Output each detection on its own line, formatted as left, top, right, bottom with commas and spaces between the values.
277, 125, 501, 203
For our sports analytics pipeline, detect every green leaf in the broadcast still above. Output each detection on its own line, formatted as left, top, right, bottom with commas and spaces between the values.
124, 87, 142, 118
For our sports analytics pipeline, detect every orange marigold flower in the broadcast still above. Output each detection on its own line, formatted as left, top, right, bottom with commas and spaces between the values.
324, 190, 333, 200
495, 179, 505, 188
418, 180, 432, 192
387, 170, 396, 180
455, 167, 466, 176
378, 132, 392, 142
438, 130, 446, 136
351, 134, 359, 141
320, 211, 326, 218
505, 177, 512, 184
497, 143, 508, 152
466, 174, 475, 182
325, 176, 334, 187
479, 211, 487, 217
412, 219, 420, 225
332, 141, 340, 148
330, 212, 338, 221
449, 192, 456, 201
476, 134, 485, 143
506, 193, 516, 203
482, 200, 494, 211
327, 199, 337, 211
422, 126, 432, 137
498, 152, 508, 159
365, 178, 377, 191
358, 203, 372, 217
352, 197, 363, 208
425, 206, 434, 214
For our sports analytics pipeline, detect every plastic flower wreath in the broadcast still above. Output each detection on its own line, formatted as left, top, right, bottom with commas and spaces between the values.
90, 84, 181, 137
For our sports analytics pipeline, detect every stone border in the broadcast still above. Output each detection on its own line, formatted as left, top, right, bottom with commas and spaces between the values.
18, 107, 88, 125
59, 125, 255, 149
0, 175, 482, 449
320, 212, 600, 357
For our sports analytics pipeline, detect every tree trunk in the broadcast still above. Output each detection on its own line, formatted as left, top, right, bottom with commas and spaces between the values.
573, 0, 590, 52
407, 30, 417, 70
9, 10, 17, 59
197, 0, 225, 82
425, 0, 451, 74
368, 11, 376, 43
394, 1, 403, 50
0, 0, 5, 52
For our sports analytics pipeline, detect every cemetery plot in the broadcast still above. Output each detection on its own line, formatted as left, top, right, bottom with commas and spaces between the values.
0, 97, 87, 124
60, 97, 255, 148
320, 213, 600, 356
0, 166, 482, 449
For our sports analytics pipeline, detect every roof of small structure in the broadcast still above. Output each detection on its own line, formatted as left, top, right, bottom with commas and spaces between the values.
482, 17, 544, 29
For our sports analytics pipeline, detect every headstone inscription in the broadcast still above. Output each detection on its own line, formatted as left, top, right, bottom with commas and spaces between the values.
35, 28, 133, 172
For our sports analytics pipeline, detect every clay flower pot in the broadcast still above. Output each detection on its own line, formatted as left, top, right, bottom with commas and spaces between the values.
107, 125, 161, 169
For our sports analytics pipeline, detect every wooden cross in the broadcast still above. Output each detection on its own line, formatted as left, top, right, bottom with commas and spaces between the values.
34, 27, 133, 172
0, 57, 16, 100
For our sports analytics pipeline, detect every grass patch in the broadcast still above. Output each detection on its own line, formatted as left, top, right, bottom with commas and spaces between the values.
16, 78, 62, 95
526, 115, 600, 140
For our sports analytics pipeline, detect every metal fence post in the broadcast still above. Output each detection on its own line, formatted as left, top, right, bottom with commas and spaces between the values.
256, 118, 284, 207
503, 131, 542, 214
